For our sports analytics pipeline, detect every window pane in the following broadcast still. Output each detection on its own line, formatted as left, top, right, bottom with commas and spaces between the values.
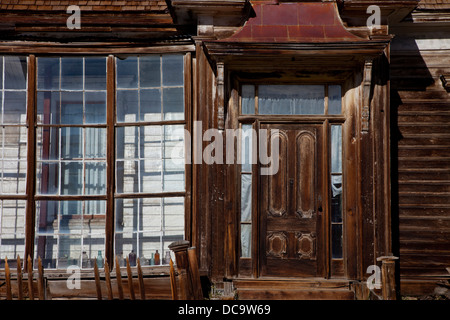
328, 85, 342, 114
35, 200, 106, 269
259, 85, 324, 115
163, 87, 184, 120
140, 88, 161, 121
241, 124, 253, 172
163, 197, 184, 230
61, 127, 82, 160
331, 125, 342, 173
332, 224, 343, 259
3, 91, 27, 124
0, 200, 26, 261
162, 55, 183, 86
115, 197, 184, 264
36, 127, 59, 161
85, 163, 106, 195
140, 56, 160, 88
37, 91, 60, 124
117, 57, 138, 89
141, 198, 161, 232
37, 58, 60, 90
61, 91, 83, 124
115, 198, 138, 233
61, 58, 83, 90
331, 175, 343, 223
116, 160, 139, 193
61, 162, 83, 195
4, 56, 27, 90
117, 90, 138, 123
0, 58, 2, 89
241, 85, 255, 114
141, 159, 162, 193
85, 91, 106, 124
241, 174, 252, 222
85, 57, 106, 90
140, 125, 161, 160
2, 126, 27, 160
116, 126, 138, 159
85, 128, 107, 159
37, 162, 59, 195
240, 224, 252, 258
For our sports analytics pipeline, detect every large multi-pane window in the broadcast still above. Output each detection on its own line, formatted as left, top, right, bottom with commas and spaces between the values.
0, 56, 28, 266
0, 54, 187, 269
115, 56, 185, 266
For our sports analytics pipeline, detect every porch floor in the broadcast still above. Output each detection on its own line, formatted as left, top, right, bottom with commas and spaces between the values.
232, 278, 355, 300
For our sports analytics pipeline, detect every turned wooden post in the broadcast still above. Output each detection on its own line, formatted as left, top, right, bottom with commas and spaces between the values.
169, 240, 191, 299
377, 256, 399, 300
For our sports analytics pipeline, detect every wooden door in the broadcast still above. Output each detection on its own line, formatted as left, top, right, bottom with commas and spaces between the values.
259, 123, 325, 277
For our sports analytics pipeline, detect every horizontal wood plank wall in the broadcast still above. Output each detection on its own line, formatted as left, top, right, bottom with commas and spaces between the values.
391, 34, 450, 296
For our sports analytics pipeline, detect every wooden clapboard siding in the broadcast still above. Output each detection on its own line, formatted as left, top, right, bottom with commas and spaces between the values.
391, 33, 450, 295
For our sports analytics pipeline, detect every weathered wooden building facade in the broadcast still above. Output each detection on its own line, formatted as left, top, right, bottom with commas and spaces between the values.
0, 0, 448, 299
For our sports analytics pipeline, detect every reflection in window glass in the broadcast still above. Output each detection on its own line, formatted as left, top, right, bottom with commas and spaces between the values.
240, 125, 253, 258
328, 85, 342, 115
115, 197, 184, 266
241, 85, 255, 115
0, 56, 28, 196
116, 55, 184, 123
0, 200, 26, 263
34, 200, 106, 269
259, 85, 324, 115
115, 125, 185, 194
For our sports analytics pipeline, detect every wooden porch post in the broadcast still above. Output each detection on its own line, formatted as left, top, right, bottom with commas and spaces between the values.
169, 240, 192, 299
377, 256, 399, 300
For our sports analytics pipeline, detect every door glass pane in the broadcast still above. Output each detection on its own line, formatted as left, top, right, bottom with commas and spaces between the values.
240, 224, 252, 258
241, 85, 255, 114
241, 124, 253, 172
241, 174, 252, 222
331, 125, 342, 173
328, 85, 342, 114
259, 85, 324, 115
332, 224, 343, 259
331, 175, 343, 223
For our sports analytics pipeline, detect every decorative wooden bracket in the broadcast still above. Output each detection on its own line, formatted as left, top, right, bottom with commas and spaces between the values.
216, 59, 225, 130
440, 74, 450, 92
362, 59, 373, 133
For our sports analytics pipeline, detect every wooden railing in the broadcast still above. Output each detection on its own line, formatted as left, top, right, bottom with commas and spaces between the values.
0, 241, 203, 300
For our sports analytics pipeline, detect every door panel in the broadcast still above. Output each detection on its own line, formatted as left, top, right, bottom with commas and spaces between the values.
260, 123, 324, 278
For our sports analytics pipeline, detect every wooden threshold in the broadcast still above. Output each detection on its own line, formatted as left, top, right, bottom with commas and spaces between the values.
232, 278, 355, 300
